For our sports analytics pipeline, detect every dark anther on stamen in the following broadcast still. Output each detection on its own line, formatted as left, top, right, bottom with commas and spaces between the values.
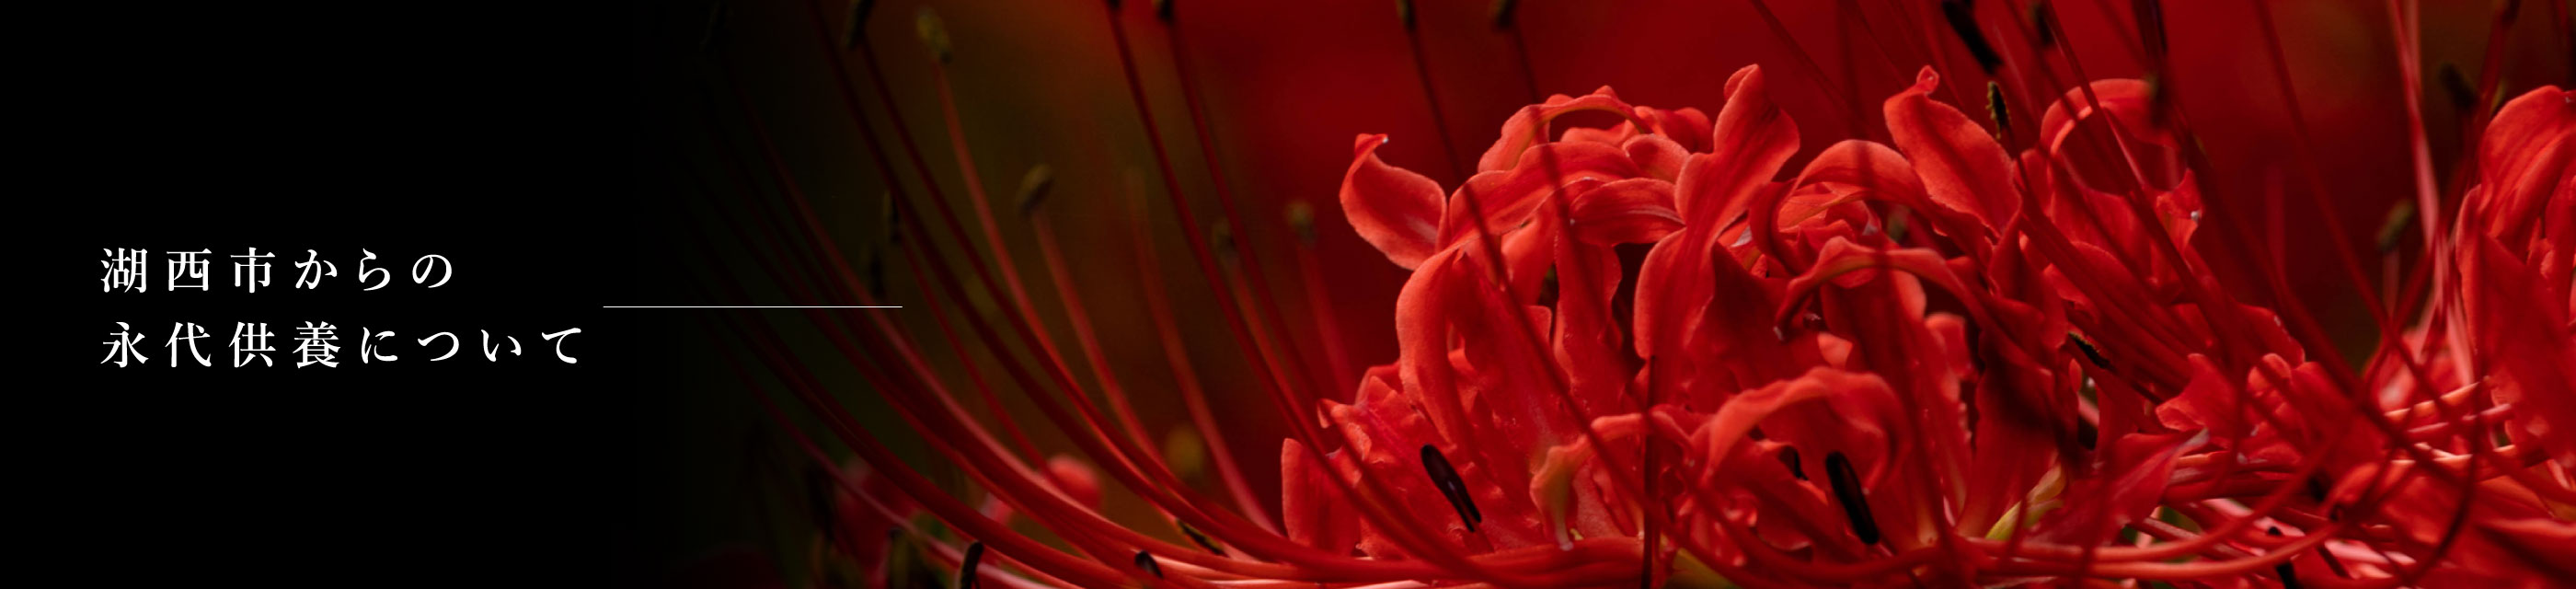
1211, 222, 1239, 262
1939, 0, 2002, 74
2030, 3, 2055, 49
1286, 201, 1317, 245
1420, 445, 1484, 532
1396, 0, 1416, 29
914, 7, 952, 64
1824, 451, 1881, 545
1152, 0, 1173, 20
2266, 527, 2303, 588
2133, 0, 2168, 64
958, 541, 984, 589
1985, 82, 2012, 141
1179, 521, 1227, 556
2306, 475, 2329, 503
1489, 0, 1521, 29
2438, 64, 2478, 114
1778, 445, 1807, 480
1133, 549, 1164, 578
2375, 201, 2417, 253
842, 0, 876, 49
2069, 334, 2110, 371
1016, 166, 1054, 215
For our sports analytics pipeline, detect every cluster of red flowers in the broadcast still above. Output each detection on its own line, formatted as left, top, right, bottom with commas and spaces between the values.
1314, 63, 2572, 586
729, 1, 2572, 587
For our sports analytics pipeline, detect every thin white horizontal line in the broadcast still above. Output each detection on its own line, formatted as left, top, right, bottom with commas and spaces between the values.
601, 306, 903, 308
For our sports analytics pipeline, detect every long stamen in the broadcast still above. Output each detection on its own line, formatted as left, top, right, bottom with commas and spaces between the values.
742, 16, 1669, 581
2146, 28, 2467, 493
2204, 10, 2493, 525
722, 64, 1059, 466
887, 18, 1436, 573
1156, 5, 1339, 401
1103, 3, 1499, 576
742, 78, 1391, 579
852, 248, 1300, 578
1100, 0, 1305, 435
1397, 0, 1469, 182
2022, 3, 2278, 369
916, 11, 1101, 406
1491, 0, 1542, 102
2245, 0, 2426, 376
1833, 0, 1922, 98
1870, 0, 1977, 111
793, 0, 1110, 474
850, 21, 1262, 525
897, 226, 1363, 577
1742, 0, 1858, 133
1283, 202, 1360, 394
728, 301, 1133, 586
1023, 167, 1163, 456
739, 352, 1071, 587
1977, 7, 2221, 371
1124, 179, 1282, 534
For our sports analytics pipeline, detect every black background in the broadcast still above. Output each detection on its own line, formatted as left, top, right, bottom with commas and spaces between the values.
43, 2, 693, 584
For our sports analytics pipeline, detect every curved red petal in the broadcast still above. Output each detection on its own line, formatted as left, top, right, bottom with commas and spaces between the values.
2037, 78, 2179, 193
1477, 88, 1644, 173
1676, 64, 1800, 229
1566, 178, 1682, 246
1884, 66, 2020, 231
1340, 133, 1445, 269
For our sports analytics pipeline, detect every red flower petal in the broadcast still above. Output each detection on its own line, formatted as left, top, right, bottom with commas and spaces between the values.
2469, 87, 2573, 249
1566, 178, 1682, 246
1788, 139, 1992, 244
1884, 66, 2020, 231
1639, 106, 1715, 153
1476, 87, 1645, 173
1676, 64, 1800, 229
2036, 78, 2179, 194
1340, 133, 1445, 268
1623, 133, 1688, 181
1441, 141, 1644, 247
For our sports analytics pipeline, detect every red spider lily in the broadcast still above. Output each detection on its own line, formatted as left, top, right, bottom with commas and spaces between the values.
695, 1, 2575, 587
1314, 63, 2572, 587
